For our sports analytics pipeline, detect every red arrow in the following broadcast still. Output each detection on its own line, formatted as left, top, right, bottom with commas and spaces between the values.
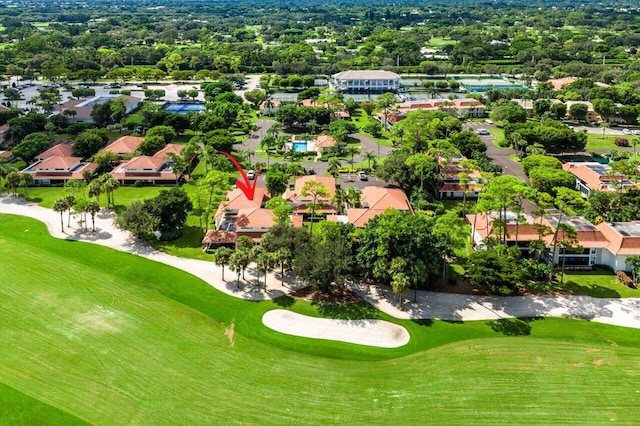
219, 151, 260, 200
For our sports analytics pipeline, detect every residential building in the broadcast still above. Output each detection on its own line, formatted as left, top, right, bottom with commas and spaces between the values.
259, 99, 281, 115
563, 162, 637, 197
565, 101, 600, 122
102, 135, 144, 158
202, 187, 271, 248
21, 155, 97, 185
331, 70, 401, 94
438, 156, 483, 199
597, 222, 640, 271
300, 99, 350, 119
375, 98, 486, 128
34, 142, 73, 162
58, 95, 142, 123
467, 212, 640, 271
284, 175, 336, 217
328, 186, 413, 228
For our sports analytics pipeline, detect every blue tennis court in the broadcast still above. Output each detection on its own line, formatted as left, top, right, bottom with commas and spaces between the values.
161, 103, 206, 114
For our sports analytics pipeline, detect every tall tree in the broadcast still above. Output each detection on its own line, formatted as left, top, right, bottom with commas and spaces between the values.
212, 247, 233, 281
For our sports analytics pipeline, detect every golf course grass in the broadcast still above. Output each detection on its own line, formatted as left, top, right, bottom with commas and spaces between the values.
2, 213, 640, 424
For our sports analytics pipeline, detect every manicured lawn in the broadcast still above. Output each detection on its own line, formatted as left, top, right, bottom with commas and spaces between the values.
544, 270, 640, 298
2, 214, 640, 424
24, 186, 167, 209
427, 37, 457, 47
585, 133, 630, 150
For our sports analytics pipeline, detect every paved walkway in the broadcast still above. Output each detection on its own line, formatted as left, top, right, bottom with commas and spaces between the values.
2, 195, 640, 330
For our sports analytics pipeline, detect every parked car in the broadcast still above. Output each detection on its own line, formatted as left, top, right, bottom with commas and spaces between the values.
623, 129, 632, 135
357, 171, 368, 181
246, 170, 255, 180
476, 128, 490, 135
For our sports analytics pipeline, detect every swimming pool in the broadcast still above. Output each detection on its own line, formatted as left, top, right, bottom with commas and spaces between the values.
292, 142, 308, 152
161, 103, 206, 114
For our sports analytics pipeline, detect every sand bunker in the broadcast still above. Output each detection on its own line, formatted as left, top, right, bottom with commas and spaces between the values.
262, 309, 410, 348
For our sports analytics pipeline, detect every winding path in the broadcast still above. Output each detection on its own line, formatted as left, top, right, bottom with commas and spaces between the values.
2, 196, 640, 331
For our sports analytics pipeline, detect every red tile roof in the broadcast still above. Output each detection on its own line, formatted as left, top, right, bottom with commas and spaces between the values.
103, 135, 144, 155
37, 143, 73, 160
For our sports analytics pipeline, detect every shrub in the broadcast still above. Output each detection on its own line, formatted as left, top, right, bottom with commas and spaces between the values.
617, 271, 636, 289
615, 137, 629, 147
609, 149, 630, 161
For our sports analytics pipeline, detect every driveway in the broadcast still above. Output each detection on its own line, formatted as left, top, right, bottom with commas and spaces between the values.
466, 122, 538, 214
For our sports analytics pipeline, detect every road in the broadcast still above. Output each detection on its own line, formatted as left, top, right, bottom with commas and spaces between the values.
466, 122, 539, 214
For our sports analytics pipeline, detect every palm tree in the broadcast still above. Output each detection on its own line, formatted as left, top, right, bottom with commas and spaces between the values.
332, 188, 348, 215
254, 247, 276, 289
19, 173, 34, 199
63, 194, 75, 227
88, 179, 103, 205
301, 180, 330, 236
327, 157, 341, 186
6, 171, 20, 196
99, 174, 120, 208
363, 151, 376, 170
390, 257, 411, 310
212, 247, 233, 281
346, 145, 359, 167
308, 118, 319, 134
86, 200, 100, 232
274, 247, 291, 286
53, 198, 67, 232
229, 250, 244, 289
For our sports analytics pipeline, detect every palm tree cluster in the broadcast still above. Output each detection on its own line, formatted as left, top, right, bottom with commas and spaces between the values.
53, 174, 120, 232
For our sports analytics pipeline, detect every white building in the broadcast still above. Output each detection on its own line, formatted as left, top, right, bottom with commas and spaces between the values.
331, 70, 401, 94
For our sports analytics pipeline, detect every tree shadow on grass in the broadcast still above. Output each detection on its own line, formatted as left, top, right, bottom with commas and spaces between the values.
485, 317, 543, 336
272, 295, 295, 308
315, 301, 381, 321
412, 319, 434, 327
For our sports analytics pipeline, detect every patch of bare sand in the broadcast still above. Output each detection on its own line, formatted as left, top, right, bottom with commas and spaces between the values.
262, 309, 409, 348
224, 323, 235, 347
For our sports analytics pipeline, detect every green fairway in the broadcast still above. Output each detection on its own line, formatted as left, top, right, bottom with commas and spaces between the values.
2, 214, 640, 424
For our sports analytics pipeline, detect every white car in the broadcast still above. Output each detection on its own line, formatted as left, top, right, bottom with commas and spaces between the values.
246, 170, 255, 180
476, 128, 489, 135
623, 129, 632, 135
357, 171, 368, 181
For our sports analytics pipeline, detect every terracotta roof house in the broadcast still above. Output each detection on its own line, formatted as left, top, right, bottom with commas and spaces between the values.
512, 98, 564, 117
467, 212, 637, 270
110, 155, 179, 185
563, 162, 637, 197
376, 98, 486, 128
202, 188, 270, 248
597, 222, 640, 270
332, 70, 401, 94
328, 186, 414, 228
102, 135, 144, 157
565, 100, 600, 122
0, 149, 12, 161
259, 99, 281, 115
21, 155, 97, 185
284, 175, 336, 216
58, 95, 142, 123
109, 143, 189, 185
154, 143, 186, 159
35, 142, 73, 162
300, 99, 350, 119
438, 156, 483, 199
547, 77, 576, 91
314, 135, 336, 151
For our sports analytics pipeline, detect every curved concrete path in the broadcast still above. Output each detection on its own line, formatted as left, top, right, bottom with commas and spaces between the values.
263, 310, 409, 348
2, 195, 640, 332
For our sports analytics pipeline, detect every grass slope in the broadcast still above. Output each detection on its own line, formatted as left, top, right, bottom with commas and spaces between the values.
2, 214, 640, 424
